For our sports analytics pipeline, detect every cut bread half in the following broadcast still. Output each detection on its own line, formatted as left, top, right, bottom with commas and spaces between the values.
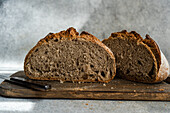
24, 27, 116, 83
102, 30, 169, 83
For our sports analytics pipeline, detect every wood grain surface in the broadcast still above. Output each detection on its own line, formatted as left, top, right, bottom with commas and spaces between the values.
0, 71, 170, 100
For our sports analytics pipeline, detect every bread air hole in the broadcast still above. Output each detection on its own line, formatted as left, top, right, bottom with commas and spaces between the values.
90, 64, 94, 68
45, 39, 49, 42
101, 71, 105, 77
137, 60, 142, 65
44, 51, 48, 54
89, 74, 94, 77
54, 38, 58, 42
35, 68, 41, 73
95, 71, 99, 74
30, 66, 33, 70
126, 69, 130, 74
53, 69, 57, 72
35, 48, 38, 52
76, 61, 79, 66
82, 74, 88, 80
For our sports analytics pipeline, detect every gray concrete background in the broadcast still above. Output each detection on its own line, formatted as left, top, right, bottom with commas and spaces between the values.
0, 0, 170, 69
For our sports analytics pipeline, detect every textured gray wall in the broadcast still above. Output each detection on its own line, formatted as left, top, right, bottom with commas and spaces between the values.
0, 0, 169, 69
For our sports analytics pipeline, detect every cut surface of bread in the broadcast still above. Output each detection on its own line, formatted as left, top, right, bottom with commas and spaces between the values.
102, 30, 169, 83
24, 27, 116, 83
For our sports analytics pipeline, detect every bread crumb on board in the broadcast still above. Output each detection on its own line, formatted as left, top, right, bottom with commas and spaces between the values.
158, 89, 164, 91
60, 80, 64, 83
118, 101, 124, 103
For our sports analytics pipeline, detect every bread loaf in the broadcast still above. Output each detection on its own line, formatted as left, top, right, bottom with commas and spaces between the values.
102, 30, 169, 83
24, 27, 116, 83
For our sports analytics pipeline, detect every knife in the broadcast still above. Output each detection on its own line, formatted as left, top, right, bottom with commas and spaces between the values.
0, 75, 51, 91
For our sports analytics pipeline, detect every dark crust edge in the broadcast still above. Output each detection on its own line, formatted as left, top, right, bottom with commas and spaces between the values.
24, 27, 116, 83
102, 30, 162, 83
143, 34, 161, 72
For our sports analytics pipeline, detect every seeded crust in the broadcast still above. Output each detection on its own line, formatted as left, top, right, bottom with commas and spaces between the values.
102, 30, 169, 83
24, 27, 116, 83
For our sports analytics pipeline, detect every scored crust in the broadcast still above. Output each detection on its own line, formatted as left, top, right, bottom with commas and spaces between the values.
24, 27, 116, 83
102, 30, 169, 83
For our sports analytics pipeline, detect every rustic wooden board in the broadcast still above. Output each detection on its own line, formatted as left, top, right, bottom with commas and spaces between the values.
0, 71, 170, 100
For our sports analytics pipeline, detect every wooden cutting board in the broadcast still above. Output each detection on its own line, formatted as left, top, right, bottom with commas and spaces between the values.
0, 71, 170, 101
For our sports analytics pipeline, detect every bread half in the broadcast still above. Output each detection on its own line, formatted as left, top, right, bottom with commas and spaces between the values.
102, 30, 169, 83
24, 27, 116, 83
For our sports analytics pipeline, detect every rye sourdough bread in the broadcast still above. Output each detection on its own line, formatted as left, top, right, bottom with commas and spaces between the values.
102, 30, 169, 83
24, 27, 116, 83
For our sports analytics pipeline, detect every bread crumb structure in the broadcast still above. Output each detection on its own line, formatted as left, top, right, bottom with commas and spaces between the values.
102, 30, 169, 83
24, 27, 116, 83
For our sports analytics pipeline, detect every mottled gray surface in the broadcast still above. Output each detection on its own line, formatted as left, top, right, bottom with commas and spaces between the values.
0, 0, 170, 113
0, 0, 169, 68
0, 97, 169, 113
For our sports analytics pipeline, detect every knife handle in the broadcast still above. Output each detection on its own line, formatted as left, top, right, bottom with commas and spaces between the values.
4, 77, 51, 91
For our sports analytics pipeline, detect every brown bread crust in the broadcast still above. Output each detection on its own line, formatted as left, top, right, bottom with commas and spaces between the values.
24, 27, 116, 83
143, 34, 161, 72
102, 30, 169, 83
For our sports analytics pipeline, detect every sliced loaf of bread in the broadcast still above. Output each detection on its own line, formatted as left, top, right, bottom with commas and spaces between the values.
102, 30, 169, 83
24, 27, 116, 83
